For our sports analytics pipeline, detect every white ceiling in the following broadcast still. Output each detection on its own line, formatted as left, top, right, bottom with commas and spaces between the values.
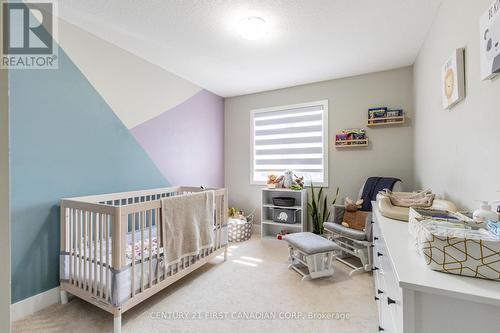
58, 0, 442, 97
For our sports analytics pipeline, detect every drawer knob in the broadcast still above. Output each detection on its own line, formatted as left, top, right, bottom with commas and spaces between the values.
374, 296, 379, 301
374, 237, 379, 241
387, 297, 396, 305
377, 289, 384, 295
379, 326, 385, 331
377, 252, 383, 257
372, 266, 379, 271
371, 221, 375, 224
370, 244, 375, 248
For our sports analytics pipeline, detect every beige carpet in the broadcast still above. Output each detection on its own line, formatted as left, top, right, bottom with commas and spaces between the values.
13, 237, 377, 333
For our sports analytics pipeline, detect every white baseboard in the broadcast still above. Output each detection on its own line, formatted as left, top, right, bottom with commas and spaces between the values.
252, 223, 260, 235
11, 286, 61, 321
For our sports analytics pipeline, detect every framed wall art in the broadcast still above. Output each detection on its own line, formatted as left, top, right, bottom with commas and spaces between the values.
480, 0, 500, 80
442, 48, 465, 110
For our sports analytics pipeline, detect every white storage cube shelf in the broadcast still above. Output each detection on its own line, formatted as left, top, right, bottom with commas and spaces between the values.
261, 188, 307, 239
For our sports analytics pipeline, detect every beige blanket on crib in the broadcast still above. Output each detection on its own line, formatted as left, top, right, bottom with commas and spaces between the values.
161, 191, 215, 266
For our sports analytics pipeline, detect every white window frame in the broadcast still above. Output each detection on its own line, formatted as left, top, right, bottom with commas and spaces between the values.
249, 99, 329, 187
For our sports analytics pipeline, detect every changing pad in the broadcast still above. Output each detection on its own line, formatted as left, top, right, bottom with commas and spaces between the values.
414, 218, 500, 281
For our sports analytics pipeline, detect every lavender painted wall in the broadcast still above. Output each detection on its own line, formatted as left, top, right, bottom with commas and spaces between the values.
131, 89, 224, 187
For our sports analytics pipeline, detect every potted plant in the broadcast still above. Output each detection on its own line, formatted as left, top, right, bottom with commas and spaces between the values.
308, 183, 339, 234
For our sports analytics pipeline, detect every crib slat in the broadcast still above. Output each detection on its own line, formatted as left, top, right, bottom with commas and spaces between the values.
217, 195, 222, 250
163, 207, 168, 278
156, 208, 161, 284
149, 210, 153, 288
104, 214, 111, 301
93, 212, 98, 296
69, 208, 73, 285
74, 209, 78, 286
83, 211, 88, 292
105, 214, 109, 301
140, 211, 145, 293
78, 210, 82, 288
75, 210, 78, 287
99, 214, 104, 299
89, 212, 93, 293
131, 213, 136, 298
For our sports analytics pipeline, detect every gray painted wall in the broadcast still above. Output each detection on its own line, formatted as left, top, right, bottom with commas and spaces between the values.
414, 0, 500, 210
1, 67, 11, 331
225, 67, 415, 225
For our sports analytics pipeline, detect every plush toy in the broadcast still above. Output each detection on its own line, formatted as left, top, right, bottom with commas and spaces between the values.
282, 170, 294, 188
341, 198, 368, 231
267, 174, 277, 188
270, 170, 304, 190
228, 207, 246, 221
345, 197, 363, 212
293, 175, 304, 189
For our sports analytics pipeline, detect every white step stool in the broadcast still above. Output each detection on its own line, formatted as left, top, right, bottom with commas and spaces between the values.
283, 232, 337, 280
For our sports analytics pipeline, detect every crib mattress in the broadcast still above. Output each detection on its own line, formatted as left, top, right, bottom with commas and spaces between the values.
60, 225, 228, 305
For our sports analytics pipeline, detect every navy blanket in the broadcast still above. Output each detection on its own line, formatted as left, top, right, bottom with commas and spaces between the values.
360, 177, 400, 211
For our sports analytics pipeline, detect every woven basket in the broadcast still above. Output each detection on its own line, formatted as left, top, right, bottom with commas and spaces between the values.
228, 218, 252, 242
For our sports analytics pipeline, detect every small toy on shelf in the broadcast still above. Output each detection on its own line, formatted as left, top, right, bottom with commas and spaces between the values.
267, 174, 277, 188
267, 170, 304, 190
291, 175, 304, 190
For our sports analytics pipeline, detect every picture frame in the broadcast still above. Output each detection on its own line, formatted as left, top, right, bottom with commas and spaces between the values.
480, 0, 500, 81
441, 48, 465, 110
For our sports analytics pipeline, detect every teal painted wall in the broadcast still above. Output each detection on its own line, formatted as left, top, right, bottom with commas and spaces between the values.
9, 44, 169, 303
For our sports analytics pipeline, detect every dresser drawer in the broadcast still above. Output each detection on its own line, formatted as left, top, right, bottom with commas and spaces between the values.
372, 215, 402, 332
378, 293, 397, 332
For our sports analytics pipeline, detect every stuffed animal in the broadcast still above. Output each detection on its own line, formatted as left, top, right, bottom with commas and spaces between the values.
293, 175, 304, 189
345, 197, 364, 212
341, 198, 368, 231
282, 170, 294, 188
267, 174, 277, 188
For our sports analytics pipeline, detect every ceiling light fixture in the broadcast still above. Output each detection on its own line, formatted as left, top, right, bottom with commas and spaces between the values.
237, 16, 268, 41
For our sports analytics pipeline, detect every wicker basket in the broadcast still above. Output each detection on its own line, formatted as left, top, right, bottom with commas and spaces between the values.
228, 218, 252, 242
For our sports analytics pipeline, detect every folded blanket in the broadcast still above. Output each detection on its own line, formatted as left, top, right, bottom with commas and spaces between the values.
379, 188, 435, 208
161, 191, 215, 267
380, 189, 432, 199
360, 177, 401, 211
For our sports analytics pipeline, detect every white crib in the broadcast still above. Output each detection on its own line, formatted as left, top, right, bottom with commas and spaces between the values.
59, 186, 228, 333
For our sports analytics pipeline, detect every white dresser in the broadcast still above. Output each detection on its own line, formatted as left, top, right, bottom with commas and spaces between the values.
372, 203, 500, 333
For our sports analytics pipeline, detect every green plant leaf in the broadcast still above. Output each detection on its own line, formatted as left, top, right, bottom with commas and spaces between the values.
332, 186, 340, 205
322, 196, 328, 222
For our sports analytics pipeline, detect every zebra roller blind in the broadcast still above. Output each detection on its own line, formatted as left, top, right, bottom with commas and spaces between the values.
251, 100, 328, 186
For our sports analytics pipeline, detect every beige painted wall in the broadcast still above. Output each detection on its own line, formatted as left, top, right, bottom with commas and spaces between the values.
0, 67, 11, 331
225, 67, 415, 225
414, 0, 500, 210
55, 18, 202, 129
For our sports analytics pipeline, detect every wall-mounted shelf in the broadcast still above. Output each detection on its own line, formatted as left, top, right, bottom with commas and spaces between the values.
367, 116, 405, 127
335, 138, 369, 148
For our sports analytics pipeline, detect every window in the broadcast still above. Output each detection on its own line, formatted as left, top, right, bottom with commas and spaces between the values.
250, 100, 328, 186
